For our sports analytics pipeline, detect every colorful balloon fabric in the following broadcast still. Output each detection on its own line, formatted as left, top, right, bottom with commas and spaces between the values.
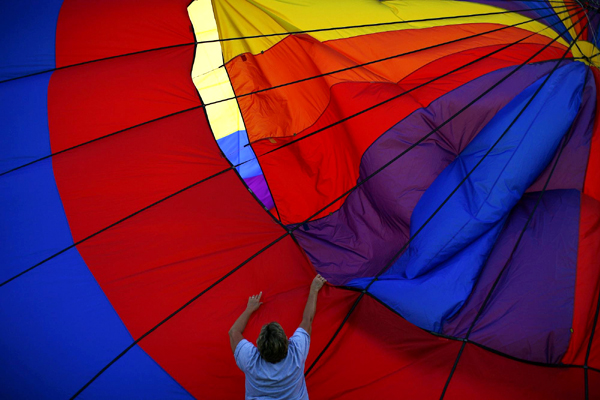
2, 0, 600, 398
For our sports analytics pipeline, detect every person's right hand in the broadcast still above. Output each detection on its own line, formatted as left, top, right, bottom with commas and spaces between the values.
310, 274, 327, 293
246, 292, 263, 313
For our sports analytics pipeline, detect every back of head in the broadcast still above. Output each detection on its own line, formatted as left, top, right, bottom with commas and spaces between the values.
257, 322, 289, 364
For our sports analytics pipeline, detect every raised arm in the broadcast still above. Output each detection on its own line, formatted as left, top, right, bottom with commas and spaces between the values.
229, 292, 262, 353
299, 275, 327, 335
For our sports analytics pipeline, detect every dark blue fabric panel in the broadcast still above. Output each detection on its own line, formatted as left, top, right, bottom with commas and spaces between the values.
216, 130, 262, 179
0, 248, 193, 399
0, 0, 63, 81
0, 73, 52, 172
0, 159, 74, 281
443, 189, 579, 363
348, 62, 586, 332
0, 131, 191, 397
82, 346, 193, 400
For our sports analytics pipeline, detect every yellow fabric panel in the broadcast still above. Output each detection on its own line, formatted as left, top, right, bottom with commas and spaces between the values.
189, 0, 245, 140
212, 0, 569, 62
552, 0, 578, 41
572, 40, 600, 68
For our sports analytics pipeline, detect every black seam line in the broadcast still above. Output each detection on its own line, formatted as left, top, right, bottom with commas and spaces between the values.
457, 63, 590, 340
306, 13, 581, 377
0, 9, 574, 289
205, 40, 284, 227
304, 292, 365, 377
190, 15, 284, 228
571, 10, 588, 56
258, 10, 576, 158
220, 46, 284, 222
69, 229, 291, 400
359, 11, 579, 289
0, 3, 570, 85
0, 5, 577, 179
69, 14, 579, 397
0, 162, 245, 288
248, 7, 575, 147
439, 24, 586, 400
586, 366, 590, 400
304, 14, 583, 380
212, 4, 570, 59
356, 288, 600, 372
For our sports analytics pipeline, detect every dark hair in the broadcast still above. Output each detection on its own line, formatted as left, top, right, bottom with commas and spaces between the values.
257, 322, 289, 363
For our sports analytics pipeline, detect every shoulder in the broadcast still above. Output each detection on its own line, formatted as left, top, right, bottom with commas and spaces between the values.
292, 327, 310, 340
234, 339, 258, 372
289, 328, 310, 354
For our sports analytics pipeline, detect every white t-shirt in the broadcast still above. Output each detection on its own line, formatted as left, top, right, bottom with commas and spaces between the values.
234, 327, 310, 400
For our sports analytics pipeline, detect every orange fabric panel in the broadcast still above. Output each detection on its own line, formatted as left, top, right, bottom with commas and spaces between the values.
227, 24, 565, 142
251, 43, 565, 223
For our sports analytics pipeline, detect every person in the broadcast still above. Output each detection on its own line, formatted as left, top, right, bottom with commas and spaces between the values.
229, 274, 328, 400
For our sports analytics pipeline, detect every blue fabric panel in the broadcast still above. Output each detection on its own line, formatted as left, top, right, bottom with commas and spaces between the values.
0, 73, 53, 172
81, 346, 192, 400
443, 190, 579, 363
348, 62, 586, 332
0, 160, 75, 281
0, 0, 63, 81
0, 123, 192, 398
0, 248, 193, 399
216, 130, 263, 178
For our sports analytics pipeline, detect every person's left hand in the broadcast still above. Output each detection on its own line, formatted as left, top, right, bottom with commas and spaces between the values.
246, 292, 263, 313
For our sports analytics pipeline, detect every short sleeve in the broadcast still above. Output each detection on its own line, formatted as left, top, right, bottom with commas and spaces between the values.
234, 339, 257, 372
290, 327, 310, 363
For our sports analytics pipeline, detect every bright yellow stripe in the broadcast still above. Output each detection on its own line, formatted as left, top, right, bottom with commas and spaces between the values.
552, 0, 578, 41
213, 0, 569, 63
189, 0, 245, 140
572, 40, 600, 67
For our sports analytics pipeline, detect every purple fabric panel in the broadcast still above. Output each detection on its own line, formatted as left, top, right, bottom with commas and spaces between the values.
245, 174, 275, 210
527, 69, 596, 192
293, 62, 565, 286
442, 189, 579, 363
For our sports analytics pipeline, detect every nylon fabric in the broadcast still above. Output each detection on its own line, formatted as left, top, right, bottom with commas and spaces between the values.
350, 62, 586, 332
213, 0, 568, 62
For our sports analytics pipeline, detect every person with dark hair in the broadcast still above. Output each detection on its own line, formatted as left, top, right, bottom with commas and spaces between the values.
229, 274, 327, 399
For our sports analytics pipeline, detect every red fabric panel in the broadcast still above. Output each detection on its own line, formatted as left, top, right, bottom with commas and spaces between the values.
48, 46, 200, 153
444, 344, 585, 399
563, 67, 600, 367
306, 295, 587, 399
137, 238, 356, 398
591, 369, 600, 399
73, 171, 287, 338
562, 194, 600, 366
306, 295, 460, 399
51, 109, 227, 242
252, 43, 564, 223
55, 0, 193, 67
229, 24, 562, 142
584, 67, 600, 202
